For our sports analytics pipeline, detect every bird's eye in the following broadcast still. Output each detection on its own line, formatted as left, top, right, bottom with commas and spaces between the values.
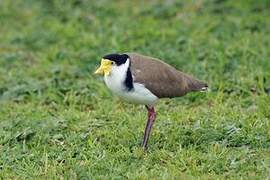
111, 62, 114, 65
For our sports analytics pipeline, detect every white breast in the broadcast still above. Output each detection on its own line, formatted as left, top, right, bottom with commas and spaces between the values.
104, 59, 158, 106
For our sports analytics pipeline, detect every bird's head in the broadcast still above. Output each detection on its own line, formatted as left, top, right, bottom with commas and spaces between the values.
94, 53, 129, 76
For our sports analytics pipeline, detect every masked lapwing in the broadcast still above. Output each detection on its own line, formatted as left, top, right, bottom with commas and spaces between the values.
94, 53, 208, 149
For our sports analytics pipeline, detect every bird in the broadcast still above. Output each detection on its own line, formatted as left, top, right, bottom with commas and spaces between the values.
94, 53, 208, 149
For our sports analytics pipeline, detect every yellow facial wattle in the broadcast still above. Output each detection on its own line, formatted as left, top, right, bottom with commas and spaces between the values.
94, 59, 113, 76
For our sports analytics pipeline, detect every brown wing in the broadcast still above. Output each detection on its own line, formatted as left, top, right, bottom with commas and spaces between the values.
127, 53, 208, 98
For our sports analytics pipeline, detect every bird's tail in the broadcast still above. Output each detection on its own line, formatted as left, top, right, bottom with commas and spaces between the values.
186, 75, 208, 92
200, 85, 209, 92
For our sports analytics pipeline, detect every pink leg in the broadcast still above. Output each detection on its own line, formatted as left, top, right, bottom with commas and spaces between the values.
142, 105, 156, 149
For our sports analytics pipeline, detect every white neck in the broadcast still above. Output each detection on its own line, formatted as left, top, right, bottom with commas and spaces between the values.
104, 59, 130, 95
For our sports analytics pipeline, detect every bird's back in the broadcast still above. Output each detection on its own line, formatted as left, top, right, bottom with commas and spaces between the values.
127, 53, 208, 98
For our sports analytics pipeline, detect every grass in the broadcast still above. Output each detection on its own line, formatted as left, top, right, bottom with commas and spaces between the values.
0, 0, 270, 178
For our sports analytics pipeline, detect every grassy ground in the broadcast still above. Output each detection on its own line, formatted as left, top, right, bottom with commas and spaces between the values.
0, 0, 270, 179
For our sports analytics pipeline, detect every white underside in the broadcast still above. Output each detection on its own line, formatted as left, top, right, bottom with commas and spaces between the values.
107, 81, 158, 105
103, 59, 158, 106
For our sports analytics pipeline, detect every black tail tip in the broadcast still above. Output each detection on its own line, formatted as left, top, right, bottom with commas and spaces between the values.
201, 84, 209, 92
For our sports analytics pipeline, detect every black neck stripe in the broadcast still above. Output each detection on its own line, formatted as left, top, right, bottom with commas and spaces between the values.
124, 67, 134, 91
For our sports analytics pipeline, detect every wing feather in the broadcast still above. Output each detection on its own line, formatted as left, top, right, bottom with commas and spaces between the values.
127, 53, 207, 98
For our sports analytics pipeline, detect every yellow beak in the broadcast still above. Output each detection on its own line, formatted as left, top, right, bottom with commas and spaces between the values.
94, 59, 113, 76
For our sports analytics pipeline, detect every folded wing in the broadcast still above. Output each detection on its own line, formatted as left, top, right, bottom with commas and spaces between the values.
127, 53, 208, 98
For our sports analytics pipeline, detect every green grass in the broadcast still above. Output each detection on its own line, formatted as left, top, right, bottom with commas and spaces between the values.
0, 0, 270, 179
